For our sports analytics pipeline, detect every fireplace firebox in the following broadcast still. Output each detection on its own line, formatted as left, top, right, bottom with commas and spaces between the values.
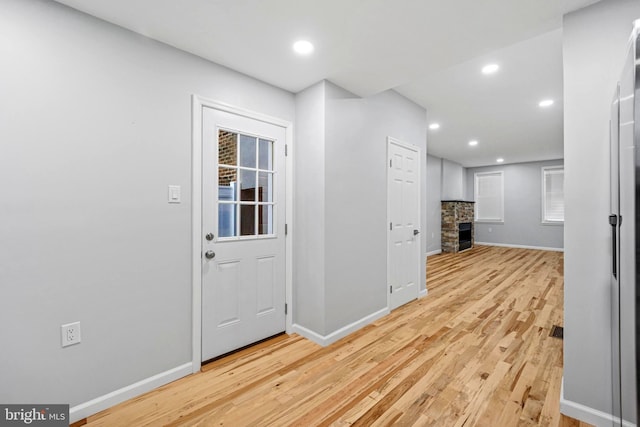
459, 222, 472, 251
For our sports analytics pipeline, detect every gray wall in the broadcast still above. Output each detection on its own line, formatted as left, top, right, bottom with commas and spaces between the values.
441, 159, 465, 200
325, 84, 427, 332
0, 0, 295, 410
465, 160, 564, 250
294, 81, 428, 337
293, 82, 326, 334
425, 155, 466, 255
562, 0, 640, 420
426, 155, 443, 254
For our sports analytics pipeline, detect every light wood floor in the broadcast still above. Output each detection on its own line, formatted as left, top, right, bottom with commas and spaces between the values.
78, 246, 591, 426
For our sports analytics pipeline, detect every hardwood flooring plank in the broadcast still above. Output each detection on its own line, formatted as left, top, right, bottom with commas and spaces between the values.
79, 246, 592, 427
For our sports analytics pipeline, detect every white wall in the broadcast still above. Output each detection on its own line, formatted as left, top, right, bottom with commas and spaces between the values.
465, 160, 564, 250
562, 0, 640, 423
426, 155, 443, 254
0, 0, 294, 416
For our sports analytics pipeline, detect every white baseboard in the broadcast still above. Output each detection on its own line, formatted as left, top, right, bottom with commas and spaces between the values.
292, 307, 390, 347
426, 249, 442, 256
559, 377, 630, 427
475, 242, 564, 252
69, 362, 192, 423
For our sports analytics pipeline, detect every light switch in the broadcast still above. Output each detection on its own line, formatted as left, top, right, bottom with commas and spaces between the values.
168, 185, 181, 204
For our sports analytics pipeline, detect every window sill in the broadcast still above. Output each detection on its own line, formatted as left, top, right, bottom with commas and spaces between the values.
541, 221, 564, 226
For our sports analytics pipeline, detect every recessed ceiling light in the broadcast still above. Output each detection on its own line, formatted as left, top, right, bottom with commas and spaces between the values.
482, 64, 500, 75
293, 40, 314, 55
496, 158, 504, 163
429, 123, 440, 130
468, 140, 478, 146
539, 99, 554, 107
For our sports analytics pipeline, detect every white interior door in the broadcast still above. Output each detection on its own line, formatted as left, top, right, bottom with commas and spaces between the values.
388, 138, 420, 310
201, 106, 286, 361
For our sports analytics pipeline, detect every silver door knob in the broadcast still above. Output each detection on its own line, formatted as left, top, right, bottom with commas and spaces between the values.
205, 250, 216, 259
205, 233, 214, 241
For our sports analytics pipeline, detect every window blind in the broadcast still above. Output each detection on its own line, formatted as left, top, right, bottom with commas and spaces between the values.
475, 171, 504, 222
543, 168, 564, 222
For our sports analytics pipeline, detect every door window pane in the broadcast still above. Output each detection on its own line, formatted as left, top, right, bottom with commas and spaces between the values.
239, 135, 257, 168
218, 167, 237, 201
258, 205, 273, 235
218, 204, 236, 237
258, 172, 273, 202
258, 139, 273, 170
218, 130, 237, 166
239, 169, 256, 202
240, 205, 256, 236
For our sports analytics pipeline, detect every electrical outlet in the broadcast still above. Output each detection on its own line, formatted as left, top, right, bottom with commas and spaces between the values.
61, 322, 81, 347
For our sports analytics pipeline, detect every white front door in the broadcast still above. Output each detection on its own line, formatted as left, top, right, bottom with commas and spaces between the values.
388, 138, 420, 310
201, 106, 286, 361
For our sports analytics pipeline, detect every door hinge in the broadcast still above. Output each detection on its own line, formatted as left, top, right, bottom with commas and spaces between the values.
390, 285, 393, 294
285, 224, 288, 235
285, 144, 288, 156
390, 222, 393, 231
390, 159, 392, 168
285, 303, 288, 315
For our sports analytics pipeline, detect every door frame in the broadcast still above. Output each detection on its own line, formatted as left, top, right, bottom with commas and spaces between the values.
386, 137, 422, 310
191, 95, 293, 372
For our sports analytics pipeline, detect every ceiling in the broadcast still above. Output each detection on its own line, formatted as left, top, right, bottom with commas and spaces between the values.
54, 0, 600, 167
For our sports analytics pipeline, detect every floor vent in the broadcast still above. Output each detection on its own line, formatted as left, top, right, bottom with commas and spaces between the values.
550, 325, 564, 339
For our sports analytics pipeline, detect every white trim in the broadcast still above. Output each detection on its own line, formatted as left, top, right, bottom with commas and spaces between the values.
191, 95, 294, 372
426, 249, 442, 256
285, 121, 294, 335
418, 251, 430, 299
559, 378, 630, 427
475, 242, 564, 252
69, 363, 192, 423
386, 137, 422, 311
292, 307, 390, 347
191, 95, 203, 374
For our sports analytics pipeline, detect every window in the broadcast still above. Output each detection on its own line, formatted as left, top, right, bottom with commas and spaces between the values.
474, 171, 504, 222
542, 166, 564, 223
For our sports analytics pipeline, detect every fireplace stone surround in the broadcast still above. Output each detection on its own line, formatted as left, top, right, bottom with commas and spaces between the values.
441, 200, 475, 253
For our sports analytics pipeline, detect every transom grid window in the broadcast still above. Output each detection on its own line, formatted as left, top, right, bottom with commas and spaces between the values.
542, 166, 564, 224
474, 171, 504, 222
218, 129, 275, 238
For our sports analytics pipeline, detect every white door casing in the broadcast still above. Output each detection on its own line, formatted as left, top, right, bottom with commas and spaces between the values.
191, 97, 292, 368
387, 137, 421, 310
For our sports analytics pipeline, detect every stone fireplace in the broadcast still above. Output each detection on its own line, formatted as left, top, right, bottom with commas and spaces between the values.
441, 200, 475, 253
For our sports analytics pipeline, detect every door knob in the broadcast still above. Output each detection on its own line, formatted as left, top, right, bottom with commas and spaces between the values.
205, 233, 214, 241
413, 229, 420, 236
205, 250, 216, 260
